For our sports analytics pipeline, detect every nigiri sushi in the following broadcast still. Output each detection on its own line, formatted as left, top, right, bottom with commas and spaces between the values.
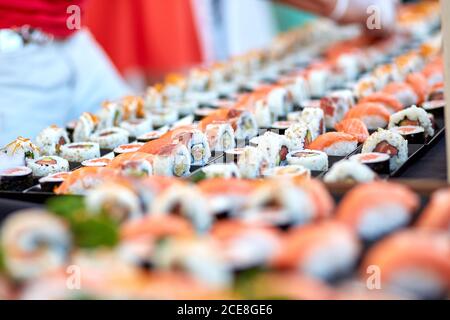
405, 72, 429, 105
308, 132, 357, 157
335, 181, 419, 241
360, 93, 404, 114
335, 118, 369, 143
344, 102, 391, 130
416, 188, 450, 232
383, 82, 418, 108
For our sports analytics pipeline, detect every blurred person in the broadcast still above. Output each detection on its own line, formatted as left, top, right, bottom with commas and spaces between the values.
0, 0, 131, 146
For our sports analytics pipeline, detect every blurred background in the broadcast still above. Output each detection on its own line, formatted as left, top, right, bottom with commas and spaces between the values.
83, 0, 315, 90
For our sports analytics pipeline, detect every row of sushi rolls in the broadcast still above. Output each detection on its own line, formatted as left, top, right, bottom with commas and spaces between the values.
0, 3, 448, 300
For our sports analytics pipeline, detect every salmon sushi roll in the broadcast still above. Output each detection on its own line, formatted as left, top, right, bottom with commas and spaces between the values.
388, 105, 434, 138
416, 188, 450, 232
300, 107, 326, 140
285, 122, 314, 150
320, 90, 354, 128
308, 132, 358, 157
256, 131, 290, 167
361, 230, 450, 299
237, 146, 270, 179
335, 118, 369, 143
344, 102, 391, 130
383, 82, 418, 108
324, 160, 377, 183
271, 221, 361, 281
362, 129, 408, 171
360, 93, 404, 114
335, 181, 419, 241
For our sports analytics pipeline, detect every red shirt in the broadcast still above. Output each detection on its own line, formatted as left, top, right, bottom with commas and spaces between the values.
0, 0, 85, 38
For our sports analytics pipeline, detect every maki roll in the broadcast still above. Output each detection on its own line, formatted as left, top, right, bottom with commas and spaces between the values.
90, 127, 130, 151
300, 107, 325, 140
39, 172, 71, 192
323, 160, 377, 183
174, 129, 211, 166
150, 109, 178, 128
73, 112, 99, 142
416, 188, 450, 232
362, 129, 408, 171
389, 126, 426, 144
120, 118, 153, 139
0, 167, 33, 191
361, 230, 450, 299
113, 143, 145, 157
263, 165, 311, 181
230, 109, 258, 141
136, 128, 168, 143
266, 86, 293, 118
388, 105, 434, 138
253, 99, 272, 128
286, 149, 328, 171
81, 157, 112, 168
60, 142, 101, 163
353, 76, 378, 99
308, 132, 358, 157
320, 90, 354, 128
335, 181, 419, 241
237, 146, 270, 179
285, 122, 313, 150
271, 221, 361, 281
153, 143, 191, 177
344, 102, 391, 130
335, 118, 369, 143
224, 147, 246, 163
202, 163, 241, 179
35, 125, 70, 156
205, 122, 236, 153
97, 102, 123, 130
27, 156, 69, 178
256, 131, 290, 167
0, 137, 40, 169
349, 152, 391, 175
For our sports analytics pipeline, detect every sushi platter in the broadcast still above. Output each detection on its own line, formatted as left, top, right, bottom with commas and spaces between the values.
0, 2, 449, 300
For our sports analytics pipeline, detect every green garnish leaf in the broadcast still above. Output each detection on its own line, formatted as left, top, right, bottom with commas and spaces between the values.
189, 170, 206, 183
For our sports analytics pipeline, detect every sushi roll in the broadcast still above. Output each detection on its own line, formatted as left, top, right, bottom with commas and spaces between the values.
150, 109, 178, 128
361, 230, 450, 299
60, 142, 101, 163
81, 157, 112, 167
344, 102, 391, 130
279, 75, 310, 107
388, 105, 434, 138
113, 142, 145, 157
121, 96, 146, 120
383, 82, 418, 108
320, 90, 354, 128
389, 126, 426, 144
257, 131, 290, 167
335, 118, 369, 143
136, 127, 168, 143
416, 188, 450, 232
323, 160, 377, 183
85, 181, 143, 222
335, 181, 419, 241
266, 86, 293, 118
300, 107, 325, 139
144, 86, 164, 111
224, 147, 246, 163
360, 92, 404, 114
271, 120, 295, 135
90, 127, 130, 150
212, 220, 282, 272
0, 209, 71, 280
237, 146, 270, 179
353, 76, 378, 99
97, 102, 123, 130
174, 129, 211, 166
205, 122, 236, 153
308, 132, 358, 157
27, 156, 69, 178
253, 99, 273, 128
151, 184, 212, 233
120, 118, 153, 139
349, 152, 391, 175
0, 166, 33, 191
152, 143, 191, 177
286, 149, 328, 171
263, 165, 311, 181
0, 137, 40, 169
361, 129, 408, 171
271, 221, 361, 281
230, 110, 258, 141
285, 122, 313, 150
35, 125, 70, 156
241, 180, 317, 229
73, 112, 99, 142
39, 172, 71, 192
304, 64, 330, 98
202, 163, 241, 179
